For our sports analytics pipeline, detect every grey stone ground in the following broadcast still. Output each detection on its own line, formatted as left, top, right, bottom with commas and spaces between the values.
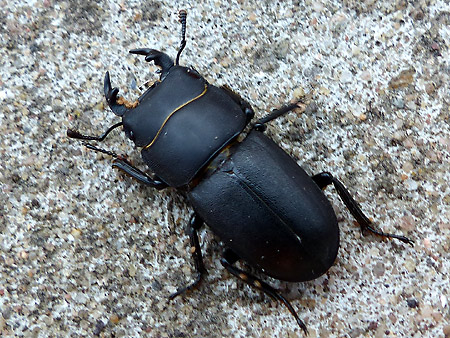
1, 1, 449, 337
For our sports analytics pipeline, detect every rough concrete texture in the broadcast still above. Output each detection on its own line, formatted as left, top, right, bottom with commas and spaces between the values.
1, 0, 449, 337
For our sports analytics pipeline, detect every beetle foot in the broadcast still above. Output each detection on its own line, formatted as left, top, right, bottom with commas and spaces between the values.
363, 224, 414, 246
129, 48, 174, 79
168, 272, 202, 300
104, 71, 128, 116
221, 252, 308, 335
168, 213, 206, 299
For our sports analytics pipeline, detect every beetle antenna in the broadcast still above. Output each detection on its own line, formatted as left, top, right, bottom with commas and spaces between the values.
176, 10, 187, 65
67, 122, 123, 142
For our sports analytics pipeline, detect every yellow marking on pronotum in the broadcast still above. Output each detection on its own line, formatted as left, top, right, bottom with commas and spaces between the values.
143, 84, 208, 149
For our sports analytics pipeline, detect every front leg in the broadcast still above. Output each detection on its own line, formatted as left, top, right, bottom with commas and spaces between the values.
112, 158, 168, 190
77, 142, 167, 189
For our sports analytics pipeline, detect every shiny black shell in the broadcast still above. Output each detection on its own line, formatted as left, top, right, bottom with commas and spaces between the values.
188, 131, 340, 282
122, 66, 247, 187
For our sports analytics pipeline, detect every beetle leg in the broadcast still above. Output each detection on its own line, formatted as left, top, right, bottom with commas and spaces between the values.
111, 158, 168, 190
129, 48, 174, 80
312, 172, 414, 245
253, 101, 304, 131
221, 249, 308, 335
169, 213, 206, 299
220, 85, 255, 123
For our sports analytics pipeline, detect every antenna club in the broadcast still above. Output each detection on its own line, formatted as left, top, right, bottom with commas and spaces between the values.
179, 9, 187, 23
176, 10, 188, 65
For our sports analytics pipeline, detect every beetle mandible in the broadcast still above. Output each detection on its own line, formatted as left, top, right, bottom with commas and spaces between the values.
67, 10, 413, 335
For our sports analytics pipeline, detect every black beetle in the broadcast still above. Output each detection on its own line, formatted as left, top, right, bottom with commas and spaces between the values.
67, 10, 413, 334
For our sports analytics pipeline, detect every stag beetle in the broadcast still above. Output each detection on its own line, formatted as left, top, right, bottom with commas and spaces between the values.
67, 10, 413, 335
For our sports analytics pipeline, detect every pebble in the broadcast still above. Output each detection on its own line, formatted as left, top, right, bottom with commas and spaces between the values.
444, 325, 450, 337
340, 70, 353, 83
110, 314, 120, 324
388, 68, 416, 89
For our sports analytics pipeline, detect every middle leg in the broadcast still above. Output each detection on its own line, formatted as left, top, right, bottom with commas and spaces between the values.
169, 212, 207, 299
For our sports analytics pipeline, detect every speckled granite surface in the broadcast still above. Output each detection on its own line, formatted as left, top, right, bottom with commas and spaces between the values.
1, 1, 449, 337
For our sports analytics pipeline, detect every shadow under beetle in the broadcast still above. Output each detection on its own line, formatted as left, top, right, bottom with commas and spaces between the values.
67, 10, 413, 335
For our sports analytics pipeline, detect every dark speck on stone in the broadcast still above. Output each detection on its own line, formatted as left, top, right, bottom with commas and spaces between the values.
407, 298, 419, 308
368, 321, 378, 331
93, 320, 106, 336
152, 279, 162, 291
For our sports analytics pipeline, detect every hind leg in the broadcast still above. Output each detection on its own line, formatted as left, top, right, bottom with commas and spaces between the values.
221, 249, 308, 335
312, 172, 413, 245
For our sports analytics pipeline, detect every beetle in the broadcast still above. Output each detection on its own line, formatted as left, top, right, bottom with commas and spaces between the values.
67, 10, 413, 334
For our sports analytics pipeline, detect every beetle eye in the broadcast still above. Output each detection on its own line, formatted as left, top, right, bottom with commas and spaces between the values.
129, 130, 135, 141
